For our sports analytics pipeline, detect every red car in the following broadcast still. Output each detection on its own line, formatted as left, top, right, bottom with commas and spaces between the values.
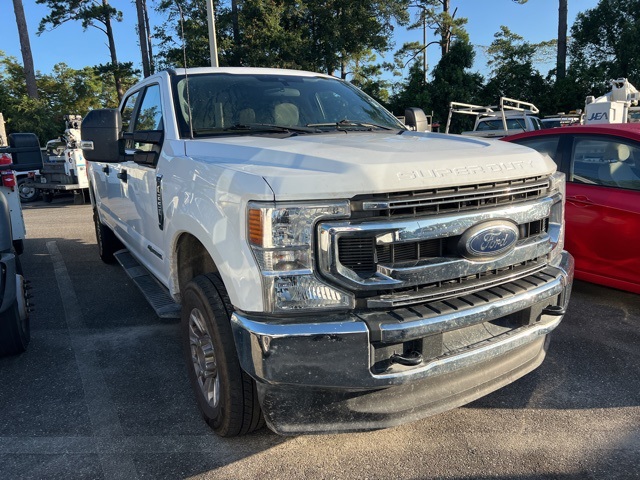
504, 123, 640, 294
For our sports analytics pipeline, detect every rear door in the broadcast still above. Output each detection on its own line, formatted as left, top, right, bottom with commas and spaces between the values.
93, 91, 141, 232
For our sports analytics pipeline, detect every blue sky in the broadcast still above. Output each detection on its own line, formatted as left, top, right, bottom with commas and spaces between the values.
1, 0, 600, 80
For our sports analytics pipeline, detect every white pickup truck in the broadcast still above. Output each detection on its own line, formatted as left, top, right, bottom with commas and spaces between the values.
446, 97, 543, 138
81, 67, 574, 437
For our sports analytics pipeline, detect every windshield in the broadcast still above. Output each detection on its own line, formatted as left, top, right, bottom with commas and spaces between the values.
172, 73, 405, 137
476, 118, 527, 131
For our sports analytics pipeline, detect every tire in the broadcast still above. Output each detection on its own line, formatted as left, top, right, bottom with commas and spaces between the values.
17, 178, 40, 203
0, 282, 30, 357
181, 273, 264, 437
42, 192, 54, 203
13, 239, 24, 256
93, 209, 122, 264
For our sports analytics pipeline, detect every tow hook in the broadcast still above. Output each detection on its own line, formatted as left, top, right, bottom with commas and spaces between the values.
390, 351, 423, 366
542, 305, 565, 316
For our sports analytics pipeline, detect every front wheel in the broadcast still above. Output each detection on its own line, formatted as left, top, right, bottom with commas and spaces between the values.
181, 273, 264, 437
17, 178, 40, 203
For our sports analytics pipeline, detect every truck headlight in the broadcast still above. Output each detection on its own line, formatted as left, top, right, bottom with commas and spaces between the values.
548, 171, 566, 261
248, 201, 355, 312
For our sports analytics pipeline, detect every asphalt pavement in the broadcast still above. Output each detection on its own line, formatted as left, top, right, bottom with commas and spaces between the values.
0, 196, 639, 480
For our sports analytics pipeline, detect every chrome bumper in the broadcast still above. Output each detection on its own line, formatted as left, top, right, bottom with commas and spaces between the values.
231, 251, 574, 434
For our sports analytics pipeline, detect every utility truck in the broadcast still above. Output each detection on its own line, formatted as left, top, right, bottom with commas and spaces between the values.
585, 78, 640, 124
80, 67, 574, 437
446, 97, 543, 138
28, 115, 89, 203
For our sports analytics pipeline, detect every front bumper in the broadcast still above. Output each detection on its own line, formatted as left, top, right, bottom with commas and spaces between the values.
231, 251, 574, 434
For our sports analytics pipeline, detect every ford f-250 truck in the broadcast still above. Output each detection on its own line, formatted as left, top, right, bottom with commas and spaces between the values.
80, 67, 574, 437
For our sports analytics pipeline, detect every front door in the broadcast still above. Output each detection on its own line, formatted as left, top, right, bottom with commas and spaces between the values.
111, 84, 167, 282
566, 135, 640, 291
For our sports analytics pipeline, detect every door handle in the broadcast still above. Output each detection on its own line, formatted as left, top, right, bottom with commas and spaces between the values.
117, 169, 127, 183
102, 165, 110, 174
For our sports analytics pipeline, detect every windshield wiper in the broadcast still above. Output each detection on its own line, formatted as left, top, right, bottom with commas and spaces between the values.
306, 119, 395, 131
223, 123, 320, 134
190, 124, 319, 137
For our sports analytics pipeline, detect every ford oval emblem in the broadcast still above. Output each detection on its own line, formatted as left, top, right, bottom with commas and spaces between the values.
459, 221, 519, 260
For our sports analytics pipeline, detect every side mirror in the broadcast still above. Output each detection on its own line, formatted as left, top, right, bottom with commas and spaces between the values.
123, 130, 163, 145
404, 108, 430, 132
122, 130, 163, 166
81, 109, 122, 162
7, 133, 44, 172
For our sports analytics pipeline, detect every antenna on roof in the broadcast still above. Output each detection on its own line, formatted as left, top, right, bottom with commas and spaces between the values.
177, 2, 194, 139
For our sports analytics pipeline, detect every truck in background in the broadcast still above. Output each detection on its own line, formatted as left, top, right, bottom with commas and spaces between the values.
585, 78, 640, 124
540, 112, 582, 129
28, 115, 89, 204
445, 97, 543, 138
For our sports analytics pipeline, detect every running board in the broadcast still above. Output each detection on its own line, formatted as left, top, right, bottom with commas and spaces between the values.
114, 250, 181, 319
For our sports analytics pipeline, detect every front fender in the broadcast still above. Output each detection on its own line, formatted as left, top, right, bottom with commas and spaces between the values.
162, 156, 274, 312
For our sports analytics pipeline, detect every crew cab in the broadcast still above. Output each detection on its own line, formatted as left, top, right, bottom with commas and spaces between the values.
81, 67, 574, 437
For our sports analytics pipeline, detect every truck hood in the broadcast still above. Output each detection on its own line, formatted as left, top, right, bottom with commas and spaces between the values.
184, 131, 556, 200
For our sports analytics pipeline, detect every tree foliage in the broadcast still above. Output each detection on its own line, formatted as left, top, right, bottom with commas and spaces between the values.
0, 52, 133, 142
429, 39, 482, 131
153, 0, 225, 69
155, 0, 409, 78
7, 0, 640, 140
36, 0, 133, 100
410, 0, 468, 57
480, 26, 547, 104
569, 0, 640, 90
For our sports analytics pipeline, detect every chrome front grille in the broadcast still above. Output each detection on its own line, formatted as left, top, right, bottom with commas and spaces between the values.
317, 175, 564, 308
354, 176, 550, 217
338, 218, 549, 279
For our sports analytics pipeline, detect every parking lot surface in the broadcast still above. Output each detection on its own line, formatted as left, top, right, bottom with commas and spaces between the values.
1, 197, 639, 479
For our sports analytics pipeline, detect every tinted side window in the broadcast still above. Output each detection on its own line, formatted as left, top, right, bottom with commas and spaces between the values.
121, 92, 140, 133
134, 84, 163, 132
571, 136, 640, 191
514, 136, 561, 164
131, 85, 164, 155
